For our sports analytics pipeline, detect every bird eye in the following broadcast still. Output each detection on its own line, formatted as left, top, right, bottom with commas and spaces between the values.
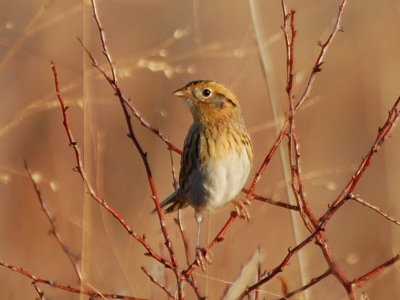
202, 88, 212, 97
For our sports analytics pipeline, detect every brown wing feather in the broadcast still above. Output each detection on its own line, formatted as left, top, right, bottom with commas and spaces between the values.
158, 190, 188, 214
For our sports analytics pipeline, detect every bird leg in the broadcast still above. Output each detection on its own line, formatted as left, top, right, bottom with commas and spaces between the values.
194, 212, 211, 270
195, 212, 202, 249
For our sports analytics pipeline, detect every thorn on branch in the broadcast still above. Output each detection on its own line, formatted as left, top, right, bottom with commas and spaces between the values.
313, 62, 323, 73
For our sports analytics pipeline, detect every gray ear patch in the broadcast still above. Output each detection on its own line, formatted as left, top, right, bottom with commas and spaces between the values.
212, 93, 226, 109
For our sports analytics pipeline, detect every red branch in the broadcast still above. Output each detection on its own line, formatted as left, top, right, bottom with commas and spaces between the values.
243, 227, 323, 295
88, 0, 180, 281
295, 0, 347, 110
50, 62, 172, 270
349, 193, 400, 227
81, 0, 184, 296
141, 267, 175, 299
277, 269, 332, 300
243, 188, 299, 210
32, 281, 45, 300
77, 1, 181, 155
24, 160, 82, 281
244, 0, 400, 298
352, 255, 400, 288
319, 96, 400, 227
0, 261, 144, 300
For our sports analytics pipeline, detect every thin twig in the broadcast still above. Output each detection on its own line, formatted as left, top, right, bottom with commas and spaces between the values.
50, 61, 172, 270
88, 0, 179, 274
141, 267, 175, 299
349, 193, 400, 227
243, 226, 323, 295
276, 269, 332, 300
76, 41, 180, 153
352, 255, 400, 288
242, 188, 299, 211
295, 0, 347, 110
0, 261, 143, 300
32, 281, 45, 300
86, 1, 183, 296
319, 96, 400, 227
24, 160, 82, 281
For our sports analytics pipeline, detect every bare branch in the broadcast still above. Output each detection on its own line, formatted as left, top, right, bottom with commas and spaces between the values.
32, 281, 45, 300
295, 0, 348, 110
243, 226, 323, 295
352, 255, 400, 288
0, 260, 143, 300
87, 2, 180, 284
276, 269, 332, 300
349, 194, 400, 227
50, 61, 172, 270
24, 160, 82, 281
242, 188, 299, 211
319, 96, 400, 226
141, 267, 175, 299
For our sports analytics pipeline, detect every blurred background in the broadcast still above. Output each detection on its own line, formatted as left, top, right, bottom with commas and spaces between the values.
0, 0, 399, 299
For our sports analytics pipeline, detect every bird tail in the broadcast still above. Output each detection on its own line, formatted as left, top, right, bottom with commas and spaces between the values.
153, 191, 188, 214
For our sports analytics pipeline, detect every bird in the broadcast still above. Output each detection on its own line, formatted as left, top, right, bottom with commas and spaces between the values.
160, 80, 253, 250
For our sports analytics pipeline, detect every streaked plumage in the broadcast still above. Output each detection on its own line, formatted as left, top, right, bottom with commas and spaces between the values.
160, 80, 253, 247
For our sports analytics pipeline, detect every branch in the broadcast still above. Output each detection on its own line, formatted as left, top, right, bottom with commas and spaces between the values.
242, 188, 299, 211
88, 1, 180, 280
243, 226, 323, 296
295, 0, 347, 110
0, 260, 144, 300
141, 267, 175, 299
32, 281, 45, 300
319, 96, 400, 226
349, 193, 400, 227
276, 269, 332, 300
24, 160, 82, 281
50, 61, 172, 270
77, 5, 181, 155
352, 255, 400, 288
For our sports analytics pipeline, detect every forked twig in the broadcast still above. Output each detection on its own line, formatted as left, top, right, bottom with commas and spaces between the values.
87, 0, 180, 282
50, 61, 172, 270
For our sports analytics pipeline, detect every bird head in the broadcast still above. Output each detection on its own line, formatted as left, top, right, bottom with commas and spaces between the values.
173, 80, 241, 123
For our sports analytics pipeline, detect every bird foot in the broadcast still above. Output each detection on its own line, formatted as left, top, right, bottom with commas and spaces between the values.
232, 199, 251, 220
195, 248, 212, 271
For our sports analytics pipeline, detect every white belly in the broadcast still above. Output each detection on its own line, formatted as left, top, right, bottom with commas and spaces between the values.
186, 148, 251, 211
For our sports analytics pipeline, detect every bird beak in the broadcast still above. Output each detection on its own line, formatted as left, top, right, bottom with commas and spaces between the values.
173, 87, 191, 99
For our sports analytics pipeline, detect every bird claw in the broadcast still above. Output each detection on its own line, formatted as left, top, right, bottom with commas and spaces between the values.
233, 199, 251, 220
195, 248, 212, 271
